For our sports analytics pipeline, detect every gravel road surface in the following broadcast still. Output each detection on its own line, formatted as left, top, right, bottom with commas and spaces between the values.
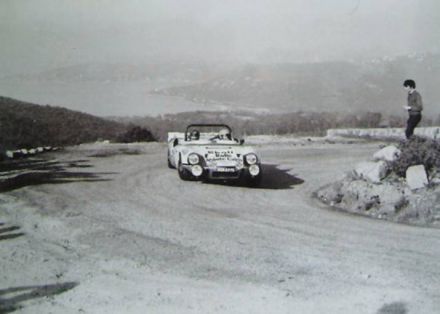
1, 140, 439, 313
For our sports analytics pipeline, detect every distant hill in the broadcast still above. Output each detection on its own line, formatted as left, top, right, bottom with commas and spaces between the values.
0, 96, 128, 150
153, 53, 440, 116
2, 55, 439, 121
6, 62, 231, 88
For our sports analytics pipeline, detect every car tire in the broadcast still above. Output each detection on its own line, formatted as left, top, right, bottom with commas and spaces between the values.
178, 163, 193, 181
246, 171, 262, 187
167, 150, 175, 169
247, 176, 262, 187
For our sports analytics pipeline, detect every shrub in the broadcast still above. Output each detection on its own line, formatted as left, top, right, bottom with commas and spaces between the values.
0, 96, 127, 148
117, 126, 156, 143
391, 136, 440, 177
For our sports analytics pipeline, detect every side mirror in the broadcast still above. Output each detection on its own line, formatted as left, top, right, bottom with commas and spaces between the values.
239, 139, 245, 145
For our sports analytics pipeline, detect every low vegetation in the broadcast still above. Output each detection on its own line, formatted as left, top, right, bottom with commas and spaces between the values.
119, 110, 409, 141
117, 126, 155, 143
391, 136, 440, 177
1, 95, 438, 153
317, 138, 440, 227
0, 96, 155, 150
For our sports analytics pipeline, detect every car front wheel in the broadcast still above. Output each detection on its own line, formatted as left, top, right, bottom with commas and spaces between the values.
167, 150, 175, 169
246, 166, 263, 187
247, 175, 262, 187
178, 163, 193, 181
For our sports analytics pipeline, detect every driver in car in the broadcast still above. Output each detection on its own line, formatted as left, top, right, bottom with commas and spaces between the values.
210, 128, 241, 142
218, 128, 232, 140
190, 129, 200, 141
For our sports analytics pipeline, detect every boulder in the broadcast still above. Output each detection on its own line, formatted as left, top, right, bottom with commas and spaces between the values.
354, 161, 388, 183
406, 165, 428, 190
338, 179, 405, 213
373, 145, 401, 162
316, 181, 343, 205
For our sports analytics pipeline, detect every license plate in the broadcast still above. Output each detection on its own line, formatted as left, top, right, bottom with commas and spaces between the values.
216, 167, 236, 173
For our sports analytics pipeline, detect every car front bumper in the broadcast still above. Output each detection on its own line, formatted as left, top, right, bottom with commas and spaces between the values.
181, 164, 262, 180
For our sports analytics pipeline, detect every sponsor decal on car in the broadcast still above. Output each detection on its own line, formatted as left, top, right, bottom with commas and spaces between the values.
207, 149, 235, 160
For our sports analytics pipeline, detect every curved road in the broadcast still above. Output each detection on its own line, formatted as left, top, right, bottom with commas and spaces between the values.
1, 141, 439, 313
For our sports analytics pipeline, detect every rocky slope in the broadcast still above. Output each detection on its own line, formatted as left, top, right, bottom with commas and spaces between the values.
317, 141, 440, 227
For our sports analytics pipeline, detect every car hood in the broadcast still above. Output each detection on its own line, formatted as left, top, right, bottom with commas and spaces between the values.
179, 144, 256, 156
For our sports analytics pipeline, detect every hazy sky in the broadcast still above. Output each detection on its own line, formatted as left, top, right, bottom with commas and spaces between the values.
1, 0, 439, 75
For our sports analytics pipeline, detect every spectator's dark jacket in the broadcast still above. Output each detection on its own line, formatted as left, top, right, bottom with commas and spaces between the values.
407, 90, 423, 115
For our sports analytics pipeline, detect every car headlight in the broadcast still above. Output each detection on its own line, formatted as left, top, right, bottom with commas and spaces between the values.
188, 153, 200, 165
191, 165, 203, 177
249, 164, 260, 176
245, 153, 257, 165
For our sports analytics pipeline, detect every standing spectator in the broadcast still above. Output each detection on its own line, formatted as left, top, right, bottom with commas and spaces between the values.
403, 79, 423, 139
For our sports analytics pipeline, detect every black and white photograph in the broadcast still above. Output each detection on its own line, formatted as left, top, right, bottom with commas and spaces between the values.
1, 1, 440, 313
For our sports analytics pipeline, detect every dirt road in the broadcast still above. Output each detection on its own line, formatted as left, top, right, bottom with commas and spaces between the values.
1, 140, 439, 313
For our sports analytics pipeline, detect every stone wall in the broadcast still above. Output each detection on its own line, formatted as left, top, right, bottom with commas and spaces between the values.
326, 127, 440, 140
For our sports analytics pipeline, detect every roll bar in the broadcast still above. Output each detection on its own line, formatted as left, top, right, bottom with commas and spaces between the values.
185, 124, 232, 141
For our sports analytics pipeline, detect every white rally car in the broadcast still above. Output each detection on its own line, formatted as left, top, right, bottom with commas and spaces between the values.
167, 124, 262, 185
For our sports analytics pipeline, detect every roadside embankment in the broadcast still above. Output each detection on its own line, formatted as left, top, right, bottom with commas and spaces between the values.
327, 127, 440, 140
317, 137, 440, 227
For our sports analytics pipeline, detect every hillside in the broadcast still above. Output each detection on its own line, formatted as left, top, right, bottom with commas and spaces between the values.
3, 55, 439, 118
153, 53, 440, 116
4, 62, 231, 88
0, 96, 128, 149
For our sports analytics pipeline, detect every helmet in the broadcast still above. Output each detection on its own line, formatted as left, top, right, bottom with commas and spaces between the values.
218, 128, 231, 140
190, 129, 200, 140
